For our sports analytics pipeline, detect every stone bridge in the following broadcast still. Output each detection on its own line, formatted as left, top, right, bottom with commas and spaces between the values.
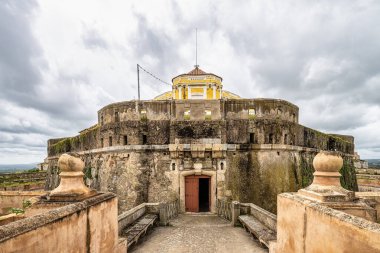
131, 213, 267, 253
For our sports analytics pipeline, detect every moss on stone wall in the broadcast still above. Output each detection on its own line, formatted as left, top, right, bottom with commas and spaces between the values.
300, 152, 316, 187
48, 125, 99, 156
340, 157, 358, 191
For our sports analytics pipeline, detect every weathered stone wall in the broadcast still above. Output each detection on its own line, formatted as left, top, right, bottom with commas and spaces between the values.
225, 146, 357, 213
0, 171, 47, 191
0, 193, 121, 253
45, 144, 357, 214
46, 148, 177, 212
45, 98, 357, 214
273, 193, 380, 253
47, 119, 354, 156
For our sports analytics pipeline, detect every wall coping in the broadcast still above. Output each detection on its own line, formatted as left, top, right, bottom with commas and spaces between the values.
117, 203, 158, 222
0, 192, 116, 242
241, 202, 277, 231
279, 192, 380, 232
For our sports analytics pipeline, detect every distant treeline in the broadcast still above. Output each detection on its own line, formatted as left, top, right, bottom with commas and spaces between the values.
367, 159, 380, 169
0, 163, 38, 173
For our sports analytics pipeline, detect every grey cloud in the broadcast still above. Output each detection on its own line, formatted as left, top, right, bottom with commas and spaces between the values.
82, 28, 108, 50
1, 0, 380, 162
0, 1, 42, 101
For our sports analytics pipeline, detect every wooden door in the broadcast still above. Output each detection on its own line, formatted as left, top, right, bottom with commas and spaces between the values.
185, 175, 199, 212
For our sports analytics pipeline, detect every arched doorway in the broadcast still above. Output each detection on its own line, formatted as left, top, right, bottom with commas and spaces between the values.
185, 175, 211, 212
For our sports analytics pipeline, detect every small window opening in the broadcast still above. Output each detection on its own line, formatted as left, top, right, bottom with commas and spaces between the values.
123, 135, 128, 145
141, 109, 147, 119
100, 115, 104, 125
100, 138, 104, 148
220, 162, 224, 170
115, 111, 119, 122
277, 151, 280, 156
142, 134, 147, 144
172, 163, 176, 171
109, 136, 113, 147
269, 133, 274, 144
184, 110, 190, 120
205, 110, 212, 120
250, 133, 255, 144
284, 134, 288, 144
292, 113, 296, 122
248, 109, 256, 119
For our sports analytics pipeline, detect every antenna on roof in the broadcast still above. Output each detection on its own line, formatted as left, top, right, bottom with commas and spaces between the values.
195, 28, 199, 68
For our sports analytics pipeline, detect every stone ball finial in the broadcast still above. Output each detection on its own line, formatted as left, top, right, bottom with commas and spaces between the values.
313, 151, 343, 173
311, 151, 343, 187
58, 153, 84, 172
49, 153, 95, 201
298, 151, 355, 202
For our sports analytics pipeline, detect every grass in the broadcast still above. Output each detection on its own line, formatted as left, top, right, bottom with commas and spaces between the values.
0, 180, 45, 188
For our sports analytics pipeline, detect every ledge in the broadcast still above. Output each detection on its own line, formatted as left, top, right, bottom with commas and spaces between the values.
47, 144, 354, 160
279, 192, 380, 232
0, 192, 116, 242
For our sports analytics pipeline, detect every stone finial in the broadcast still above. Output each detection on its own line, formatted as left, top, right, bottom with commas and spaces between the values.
298, 151, 354, 202
49, 154, 96, 201
312, 151, 343, 186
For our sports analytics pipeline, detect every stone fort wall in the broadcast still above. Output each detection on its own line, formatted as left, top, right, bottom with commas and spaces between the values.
45, 99, 357, 213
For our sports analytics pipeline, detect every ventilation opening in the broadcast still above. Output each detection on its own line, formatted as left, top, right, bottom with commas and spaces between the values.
328, 138, 336, 151
184, 110, 190, 120
123, 135, 128, 145
115, 111, 119, 122
199, 178, 210, 212
205, 110, 211, 120
269, 133, 274, 144
250, 133, 255, 144
142, 134, 147, 144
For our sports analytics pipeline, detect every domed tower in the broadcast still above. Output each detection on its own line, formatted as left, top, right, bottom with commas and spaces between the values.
154, 66, 240, 100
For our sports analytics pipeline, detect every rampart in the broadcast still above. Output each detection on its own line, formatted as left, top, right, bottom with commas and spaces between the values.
45, 99, 357, 214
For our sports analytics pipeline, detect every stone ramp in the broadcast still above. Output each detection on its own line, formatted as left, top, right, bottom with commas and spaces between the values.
130, 214, 267, 253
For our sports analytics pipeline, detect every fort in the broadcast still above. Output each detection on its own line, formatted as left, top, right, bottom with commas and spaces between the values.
44, 66, 357, 214
0, 67, 379, 252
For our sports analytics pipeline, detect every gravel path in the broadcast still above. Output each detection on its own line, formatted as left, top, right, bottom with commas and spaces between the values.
130, 214, 268, 253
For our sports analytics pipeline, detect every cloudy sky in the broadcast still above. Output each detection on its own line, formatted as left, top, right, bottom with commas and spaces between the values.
1, 0, 380, 163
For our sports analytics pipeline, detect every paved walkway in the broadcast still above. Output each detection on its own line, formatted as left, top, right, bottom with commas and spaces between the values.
130, 214, 268, 253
